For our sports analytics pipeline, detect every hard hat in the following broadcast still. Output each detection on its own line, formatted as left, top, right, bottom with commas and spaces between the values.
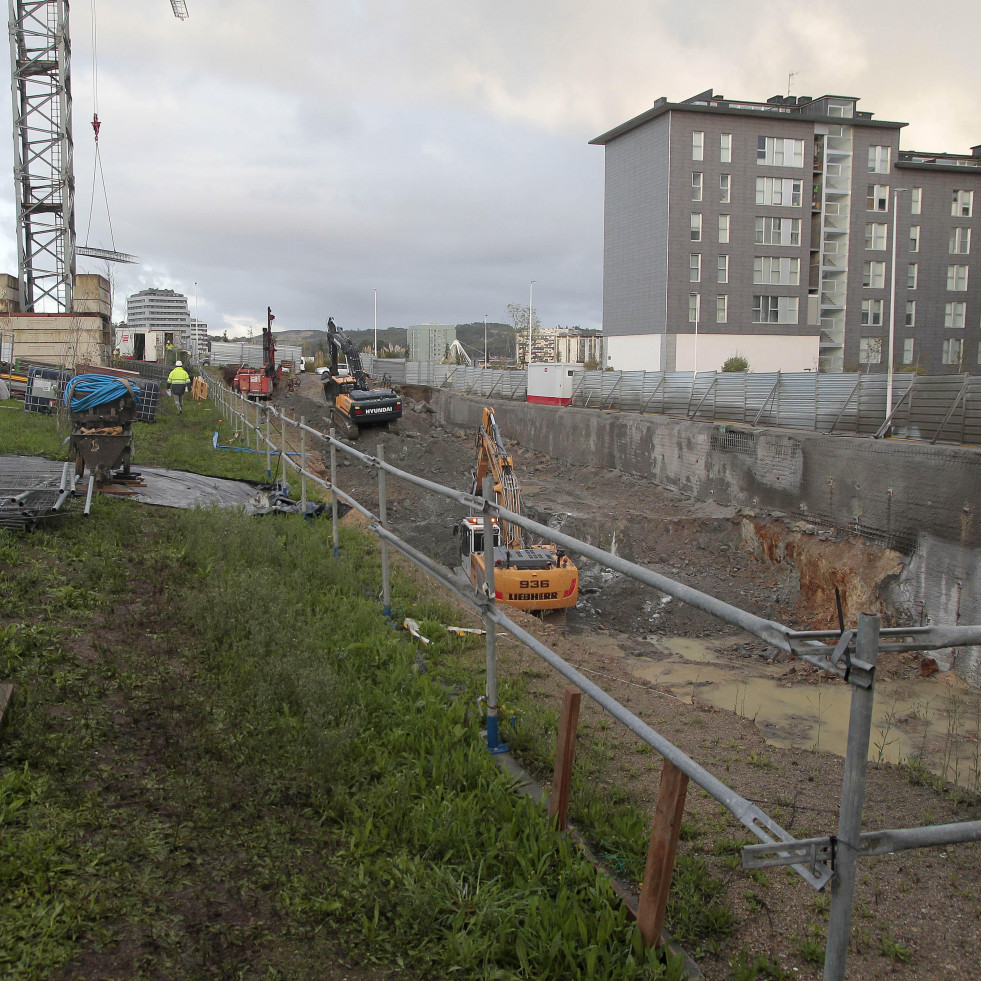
176, 360, 183, 367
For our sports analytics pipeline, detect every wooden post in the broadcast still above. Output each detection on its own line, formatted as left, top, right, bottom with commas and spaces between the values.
548, 688, 581, 831
637, 759, 689, 948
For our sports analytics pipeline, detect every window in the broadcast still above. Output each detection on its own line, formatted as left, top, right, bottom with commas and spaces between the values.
691, 172, 703, 202
755, 216, 801, 246
757, 136, 804, 167
859, 337, 882, 364
945, 302, 966, 328
907, 263, 918, 289
911, 187, 922, 215
688, 292, 701, 324
943, 338, 964, 365
718, 214, 730, 243
720, 133, 732, 163
719, 174, 731, 204
902, 338, 914, 365
690, 253, 701, 283
861, 299, 884, 326
756, 177, 803, 206
752, 295, 799, 324
952, 189, 973, 217
753, 256, 800, 285
690, 213, 702, 241
909, 225, 920, 252
864, 223, 888, 250
692, 131, 704, 161
905, 301, 916, 327
950, 227, 971, 254
717, 254, 729, 284
716, 294, 728, 324
862, 260, 886, 288
867, 145, 891, 174
947, 265, 969, 291
866, 184, 890, 212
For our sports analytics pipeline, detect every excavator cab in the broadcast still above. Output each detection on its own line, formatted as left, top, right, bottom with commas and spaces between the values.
458, 515, 501, 558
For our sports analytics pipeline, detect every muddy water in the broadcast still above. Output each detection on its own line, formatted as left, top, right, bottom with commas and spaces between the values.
619, 635, 981, 791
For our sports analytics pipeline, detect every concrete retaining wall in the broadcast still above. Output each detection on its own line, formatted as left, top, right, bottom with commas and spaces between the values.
433, 391, 981, 685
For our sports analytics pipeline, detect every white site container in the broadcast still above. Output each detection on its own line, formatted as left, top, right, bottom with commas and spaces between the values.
527, 362, 576, 405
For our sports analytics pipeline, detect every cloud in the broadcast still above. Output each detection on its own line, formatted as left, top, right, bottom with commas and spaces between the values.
0, 0, 978, 337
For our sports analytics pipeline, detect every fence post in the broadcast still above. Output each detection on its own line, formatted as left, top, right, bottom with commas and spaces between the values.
265, 408, 272, 479
300, 415, 306, 512
377, 443, 391, 617
281, 414, 287, 482
823, 613, 880, 981
548, 688, 581, 831
330, 428, 340, 556
637, 759, 689, 948
482, 475, 507, 754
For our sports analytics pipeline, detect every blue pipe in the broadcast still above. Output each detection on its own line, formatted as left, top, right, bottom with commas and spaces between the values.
212, 431, 299, 455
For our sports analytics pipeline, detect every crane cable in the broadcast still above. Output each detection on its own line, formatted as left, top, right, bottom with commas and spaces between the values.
82, 0, 119, 253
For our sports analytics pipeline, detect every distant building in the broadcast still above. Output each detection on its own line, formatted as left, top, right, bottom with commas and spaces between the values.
406, 323, 456, 362
591, 88, 981, 374
118, 288, 190, 362
516, 327, 605, 366
183, 319, 208, 359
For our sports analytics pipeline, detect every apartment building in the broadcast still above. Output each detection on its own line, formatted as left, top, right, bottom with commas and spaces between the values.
125, 288, 190, 336
406, 323, 456, 362
590, 89, 981, 374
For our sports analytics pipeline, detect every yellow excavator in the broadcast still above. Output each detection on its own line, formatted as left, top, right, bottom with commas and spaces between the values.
458, 406, 578, 612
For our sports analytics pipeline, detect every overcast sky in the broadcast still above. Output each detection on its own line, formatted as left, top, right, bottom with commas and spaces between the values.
1, 0, 979, 336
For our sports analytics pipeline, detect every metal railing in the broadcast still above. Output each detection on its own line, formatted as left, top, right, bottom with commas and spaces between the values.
210, 378, 981, 981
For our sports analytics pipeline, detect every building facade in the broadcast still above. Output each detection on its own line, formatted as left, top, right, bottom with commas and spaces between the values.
183, 318, 209, 359
126, 288, 190, 338
406, 323, 456, 362
515, 327, 605, 366
591, 89, 981, 374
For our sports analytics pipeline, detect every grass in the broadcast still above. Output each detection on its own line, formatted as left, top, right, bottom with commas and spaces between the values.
1, 395, 701, 978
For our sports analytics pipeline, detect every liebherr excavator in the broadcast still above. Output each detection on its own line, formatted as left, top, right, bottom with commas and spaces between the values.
458, 407, 578, 613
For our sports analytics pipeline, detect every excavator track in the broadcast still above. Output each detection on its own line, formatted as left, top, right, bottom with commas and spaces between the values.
330, 406, 360, 440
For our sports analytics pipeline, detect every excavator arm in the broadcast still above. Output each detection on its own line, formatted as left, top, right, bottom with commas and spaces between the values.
326, 317, 370, 389
472, 407, 522, 548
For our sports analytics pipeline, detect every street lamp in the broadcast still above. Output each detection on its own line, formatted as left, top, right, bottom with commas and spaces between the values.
192, 281, 197, 363
483, 314, 488, 367
886, 188, 907, 425
528, 281, 536, 367
373, 288, 378, 358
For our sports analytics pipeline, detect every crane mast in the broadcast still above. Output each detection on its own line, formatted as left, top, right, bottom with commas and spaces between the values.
8, 0, 75, 312
7, 1, 187, 313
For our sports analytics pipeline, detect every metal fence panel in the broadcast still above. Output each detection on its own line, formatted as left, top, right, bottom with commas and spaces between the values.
363, 359, 981, 447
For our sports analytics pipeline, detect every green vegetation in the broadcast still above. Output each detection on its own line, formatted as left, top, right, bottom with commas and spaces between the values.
1, 397, 717, 978
721, 356, 750, 373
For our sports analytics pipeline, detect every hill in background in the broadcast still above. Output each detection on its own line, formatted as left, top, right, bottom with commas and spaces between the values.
225, 324, 516, 360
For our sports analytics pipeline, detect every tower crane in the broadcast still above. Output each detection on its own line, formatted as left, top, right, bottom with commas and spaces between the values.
7, 1, 187, 312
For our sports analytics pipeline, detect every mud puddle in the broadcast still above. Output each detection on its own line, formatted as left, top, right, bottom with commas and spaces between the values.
607, 634, 981, 790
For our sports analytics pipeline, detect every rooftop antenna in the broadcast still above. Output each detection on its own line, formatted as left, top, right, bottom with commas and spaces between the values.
787, 72, 799, 97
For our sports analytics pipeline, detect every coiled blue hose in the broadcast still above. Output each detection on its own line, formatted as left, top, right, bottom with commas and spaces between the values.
64, 374, 142, 412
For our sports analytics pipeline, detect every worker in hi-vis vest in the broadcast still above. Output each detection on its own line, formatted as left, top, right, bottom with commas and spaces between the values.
167, 361, 191, 413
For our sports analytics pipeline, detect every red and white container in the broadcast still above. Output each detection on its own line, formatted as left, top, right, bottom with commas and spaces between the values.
527, 363, 576, 405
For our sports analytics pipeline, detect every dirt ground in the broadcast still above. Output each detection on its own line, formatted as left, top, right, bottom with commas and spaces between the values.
271, 372, 981, 981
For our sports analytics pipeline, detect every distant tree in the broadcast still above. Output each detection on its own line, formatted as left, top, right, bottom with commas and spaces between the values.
222, 330, 229, 342
722, 355, 750, 372
506, 303, 541, 333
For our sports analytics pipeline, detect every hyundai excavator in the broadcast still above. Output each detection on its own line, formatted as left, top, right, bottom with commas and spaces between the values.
458, 407, 578, 613
321, 317, 402, 439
